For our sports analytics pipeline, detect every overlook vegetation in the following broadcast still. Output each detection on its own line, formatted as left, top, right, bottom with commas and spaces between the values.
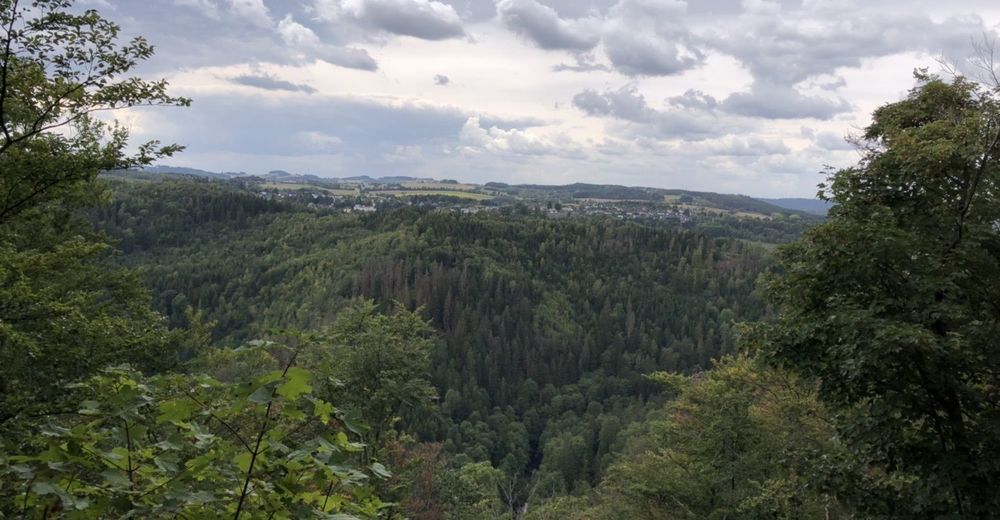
3, 1, 1000, 519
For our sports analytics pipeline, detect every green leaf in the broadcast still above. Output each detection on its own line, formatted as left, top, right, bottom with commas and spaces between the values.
312, 398, 334, 422
277, 367, 312, 400
234, 452, 252, 474
156, 399, 195, 424
369, 462, 392, 479
248, 384, 274, 404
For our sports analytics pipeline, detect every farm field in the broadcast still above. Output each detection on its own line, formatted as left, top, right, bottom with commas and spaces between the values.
374, 189, 494, 200
262, 182, 359, 196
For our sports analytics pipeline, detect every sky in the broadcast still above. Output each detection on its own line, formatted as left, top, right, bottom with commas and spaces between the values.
90, 0, 1000, 197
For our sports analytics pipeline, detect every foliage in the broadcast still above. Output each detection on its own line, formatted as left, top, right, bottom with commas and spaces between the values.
91, 178, 773, 492
535, 356, 852, 519
756, 73, 1000, 516
0, 338, 390, 519
0, 0, 188, 225
309, 300, 437, 463
0, 0, 188, 425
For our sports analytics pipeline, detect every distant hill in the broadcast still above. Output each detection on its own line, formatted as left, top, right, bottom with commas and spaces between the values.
142, 165, 246, 179
133, 167, 823, 219
758, 198, 831, 215
493, 183, 814, 217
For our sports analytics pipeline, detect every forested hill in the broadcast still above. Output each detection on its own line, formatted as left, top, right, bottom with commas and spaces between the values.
93, 176, 773, 488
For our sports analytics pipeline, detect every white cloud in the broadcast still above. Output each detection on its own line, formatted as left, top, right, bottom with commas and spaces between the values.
459, 116, 581, 157
277, 15, 379, 70
226, 0, 272, 27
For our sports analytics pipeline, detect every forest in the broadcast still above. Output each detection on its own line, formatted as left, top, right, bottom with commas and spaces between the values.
4, 1, 1000, 519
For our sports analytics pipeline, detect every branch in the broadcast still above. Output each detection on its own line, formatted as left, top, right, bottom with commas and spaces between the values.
0, 0, 21, 143
950, 114, 1000, 250
233, 346, 302, 520
181, 388, 253, 453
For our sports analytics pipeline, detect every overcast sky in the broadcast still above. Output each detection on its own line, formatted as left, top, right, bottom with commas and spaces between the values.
94, 0, 1000, 197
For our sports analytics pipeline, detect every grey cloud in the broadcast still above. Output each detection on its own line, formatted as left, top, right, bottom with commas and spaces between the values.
495, 0, 705, 77
573, 84, 651, 122
230, 73, 317, 93
683, 136, 790, 157
496, 0, 600, 50
334, 0, 466, 40
603, 29, 703, 76
572, 89, 614, 116
650, 110, 726, 140
721, 82, 851, 120
438, 0, 498, 21
573, 84, 737, 140
708, 6, 999, 87
277, 15, 379, 70
530, 0, 618, 18
316, 46, 379, 71
602, 0, 705, 76
434, 74, 450, 85
667, 89, 718, 110
552, 53, 611, 72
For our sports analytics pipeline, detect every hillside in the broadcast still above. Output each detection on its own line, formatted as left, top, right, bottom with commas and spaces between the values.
127, 168, 821, 245
91, 176, 773, 495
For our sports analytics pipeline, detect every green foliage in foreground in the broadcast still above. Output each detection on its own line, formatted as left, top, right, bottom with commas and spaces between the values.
0, 0, 188, 424
0, 304, 439, 518
756, 73, 1000, 517
1, 362, 382, 519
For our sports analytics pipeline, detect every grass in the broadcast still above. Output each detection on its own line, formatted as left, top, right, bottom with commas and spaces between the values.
374, 190, 494, 200
401, 181, 479, 191
262, 183, 358, 196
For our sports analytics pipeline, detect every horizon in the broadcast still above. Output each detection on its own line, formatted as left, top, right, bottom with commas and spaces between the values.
96, 0, 1000, 198
146, 164, 830, 200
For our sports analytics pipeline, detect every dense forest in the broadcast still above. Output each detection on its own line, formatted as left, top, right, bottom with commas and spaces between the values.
4, 1, 1000, 519
90, 176, 772, 491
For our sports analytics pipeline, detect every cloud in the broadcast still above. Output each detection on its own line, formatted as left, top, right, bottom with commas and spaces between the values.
573, 84, 739, 140
277, 15, 379, 70
667, 89, 719, 110
812, 131, 856, 151
696, 136, 790, 156
494, 0, 705, 76
573, 84, 651, 122
496, 0, 601, 51
721, 82, 851, 119
666, 84, 850, 121
459, 116, 580, 157
227, 0, 272, 27
316, 0, 466, 40
708, 5, 999, 87
434, 74, 450, 85
230, 72, 318, 93
297, 131, 344, 152
603, 29, 704, 76
97, 0, 1000, 197
552, 53, 611, 72
601, 0, 705, 76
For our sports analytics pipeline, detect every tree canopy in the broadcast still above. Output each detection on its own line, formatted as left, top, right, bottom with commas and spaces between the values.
757, 73, 1000, 517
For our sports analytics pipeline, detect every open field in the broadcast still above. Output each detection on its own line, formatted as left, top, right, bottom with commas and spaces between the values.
262, 183, 359, 196
673, 203, 772, 220
374, 190, 494, 200
401, 181, 479, 191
